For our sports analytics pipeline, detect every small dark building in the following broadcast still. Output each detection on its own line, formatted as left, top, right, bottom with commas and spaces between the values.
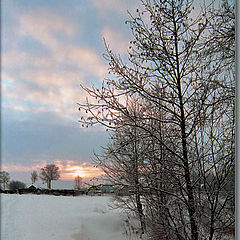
28, 185, 37, 191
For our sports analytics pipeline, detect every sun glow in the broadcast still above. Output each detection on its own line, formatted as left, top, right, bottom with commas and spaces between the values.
73, 168, 86, 178
2, 160, 105, 181
54, 161, 105, 180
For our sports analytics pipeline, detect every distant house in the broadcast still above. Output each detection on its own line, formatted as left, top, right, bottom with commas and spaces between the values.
88, 184, 114, 195
100, 184, 114, 193
88, 185, 100, 195
28, 185, 37, 191
17, 185, 38, 194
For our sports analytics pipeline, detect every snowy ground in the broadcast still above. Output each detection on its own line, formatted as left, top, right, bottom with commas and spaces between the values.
1, 194, 133, 240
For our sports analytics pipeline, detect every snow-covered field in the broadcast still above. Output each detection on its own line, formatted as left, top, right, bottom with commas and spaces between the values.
1, 194, 131, 240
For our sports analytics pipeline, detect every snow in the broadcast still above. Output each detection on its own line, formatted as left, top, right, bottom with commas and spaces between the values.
1, 194, 131, 240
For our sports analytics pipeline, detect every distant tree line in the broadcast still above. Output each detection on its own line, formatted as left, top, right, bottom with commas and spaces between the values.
78, 0, 235, 239
0, 164, 60, 191
0, 171, 26, 190
9, 180, 26, 190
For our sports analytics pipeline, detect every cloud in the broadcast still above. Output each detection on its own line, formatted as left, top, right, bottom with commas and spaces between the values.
3, 81, 57, 106
2, 81, 82, 120
15, 10, 107, 78
2, 112, 108, 168
2, 7, 108, 122
21, 69, 80, 87
2, 160, 104, 180
101, 27, 130, 54
90, 0, 138, 15
2, 13, 108, 121
3, 7, 107, 76
2, 49, 53, 69
64, 45, 107, 78
18, 11, 76, 50
2, 163, 47, 173
2, 72, 15, 84
54, 160, 104, 180
2, 56, 106, 120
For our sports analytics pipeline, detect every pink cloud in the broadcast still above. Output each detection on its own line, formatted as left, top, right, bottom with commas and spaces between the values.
55, 160, 104, 180
2, 163, 47, 173
2, 50, 54, 69
65, 46, 107, 78
21, 69, 80, 87
16, 10, 107, 78
2, 9, 108, 122
101, 27, 130, 54
2, 160, 104, 180
4, 10, 107, 78
2, 70, 95, 121
90, 0, 139, 15
3, 83, 77, 119
18, 11, 76, 50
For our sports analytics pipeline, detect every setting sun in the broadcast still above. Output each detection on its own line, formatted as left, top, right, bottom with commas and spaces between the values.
73, 169, 86, 178
65, 166, 87, 178
52, 161, 105, 180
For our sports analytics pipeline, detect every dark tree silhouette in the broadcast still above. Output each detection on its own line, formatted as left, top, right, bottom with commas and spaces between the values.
9, 180, 26, 190
30, 171, 38, 184
39, 164, 60, 189
74, 176, 83, 190
0, 171, 10, 190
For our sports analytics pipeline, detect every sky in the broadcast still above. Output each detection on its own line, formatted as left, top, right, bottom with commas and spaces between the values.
1, 0, 140, 182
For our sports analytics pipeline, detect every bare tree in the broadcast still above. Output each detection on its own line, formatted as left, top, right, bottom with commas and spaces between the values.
78, 0, 235, 239
192, 1, 235, 238
74, 175, 83, 190
0, 171, 10, 190
94, 98, 151, 234
204, 0, 235, 64
30, 171, 38, 184
39, 164, 60, 189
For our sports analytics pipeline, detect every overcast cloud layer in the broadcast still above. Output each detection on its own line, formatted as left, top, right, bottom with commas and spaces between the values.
2, 0, 139, 182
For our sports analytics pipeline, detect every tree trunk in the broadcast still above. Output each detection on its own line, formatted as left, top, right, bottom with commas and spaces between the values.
133, 119, 145, 234
135, 189, 145, 234
47, 180, 51, 189
173, 15, 198, 238
177, 86, 198, 240
181, 128, 198, 240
